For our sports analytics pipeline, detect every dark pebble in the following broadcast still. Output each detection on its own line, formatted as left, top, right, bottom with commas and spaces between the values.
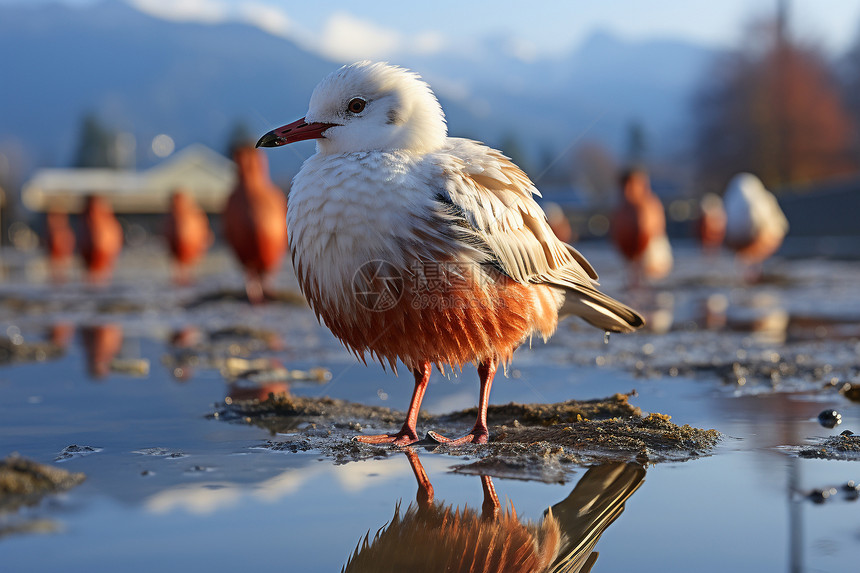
818, 409, 842, 429
808, 488, 838, 504
840, 429, 854, 436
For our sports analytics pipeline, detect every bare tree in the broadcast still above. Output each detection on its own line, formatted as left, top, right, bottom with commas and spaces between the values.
73, 113, 121, 169
692, 16, 856, 192
570, 141, 619, 207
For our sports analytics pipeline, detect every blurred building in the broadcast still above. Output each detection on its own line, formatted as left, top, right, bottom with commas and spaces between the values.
21, 144, 234, 216
777, 176, 860, 259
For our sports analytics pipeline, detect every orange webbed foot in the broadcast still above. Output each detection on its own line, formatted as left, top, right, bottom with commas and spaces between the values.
426, 428, 489, 445
353, 429, 421, 446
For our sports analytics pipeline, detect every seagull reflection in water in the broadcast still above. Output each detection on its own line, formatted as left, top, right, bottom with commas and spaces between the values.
343, 450, 645, 573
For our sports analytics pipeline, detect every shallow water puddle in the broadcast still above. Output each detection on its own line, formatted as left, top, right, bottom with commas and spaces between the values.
1, 244, 859, 572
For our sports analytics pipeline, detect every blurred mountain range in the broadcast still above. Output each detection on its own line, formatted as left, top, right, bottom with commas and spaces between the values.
0, 0, 719, 181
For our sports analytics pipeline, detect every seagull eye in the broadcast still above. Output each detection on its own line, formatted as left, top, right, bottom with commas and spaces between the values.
347, 98, 366, 114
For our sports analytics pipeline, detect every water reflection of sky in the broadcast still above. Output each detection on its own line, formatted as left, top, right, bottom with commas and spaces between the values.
2, 244, 860, 571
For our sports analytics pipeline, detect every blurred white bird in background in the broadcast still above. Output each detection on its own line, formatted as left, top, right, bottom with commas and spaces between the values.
723, 172, 789, 281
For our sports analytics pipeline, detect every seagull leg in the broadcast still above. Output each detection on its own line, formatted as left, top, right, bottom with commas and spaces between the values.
480, 475, 500, 521
428, 356, 496, 445
353, 362, 430, 446
404, 449, 434, 510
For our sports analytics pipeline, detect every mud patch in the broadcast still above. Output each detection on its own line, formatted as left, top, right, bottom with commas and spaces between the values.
132, 447, 189, 459
1, 455, 86, 512
162, 326, 331, 384
494, 412, 718, 462
0, 456, 86, 539
441, 412, 718, 481
442, 393, 642, 426
570, 324, 860, 400
0, 336, 64, 366
184, 288, 307, 309
213, 393, 419, 435
212, 392, 719, 479
793, 434, 860, 461
55, 445, 103, 462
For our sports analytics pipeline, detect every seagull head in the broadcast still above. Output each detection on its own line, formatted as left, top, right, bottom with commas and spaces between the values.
257, 61, 447, 155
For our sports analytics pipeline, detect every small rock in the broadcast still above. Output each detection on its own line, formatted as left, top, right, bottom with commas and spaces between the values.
55, 445, 103, 461
818, 409, 842, 429
808, 487, 838, 504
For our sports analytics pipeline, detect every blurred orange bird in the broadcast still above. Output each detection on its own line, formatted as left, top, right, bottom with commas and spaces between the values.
343, 451, 645, 573
49, 322, 75, 350
79, 195, 123, 281
45, 210, 76, 282
695, 192, 726, 252
222, 146, 287, 303
610, 169, 673, 284
165, 190, 213, 284
45, 210, 76, 263
81, 323, 123, 379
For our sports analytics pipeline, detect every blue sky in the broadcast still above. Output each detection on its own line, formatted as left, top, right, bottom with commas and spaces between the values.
4, 0, 860, 59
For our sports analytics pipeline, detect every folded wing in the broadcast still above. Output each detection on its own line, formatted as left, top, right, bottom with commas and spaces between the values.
434, 138, 644, 333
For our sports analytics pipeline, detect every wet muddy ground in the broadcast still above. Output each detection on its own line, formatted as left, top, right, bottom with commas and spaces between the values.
218, 391, 720, 474
1, 242, 859, 572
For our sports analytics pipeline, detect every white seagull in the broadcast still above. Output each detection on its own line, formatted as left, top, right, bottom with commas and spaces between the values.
723, 173, 789, 275
257, 61, 644, 445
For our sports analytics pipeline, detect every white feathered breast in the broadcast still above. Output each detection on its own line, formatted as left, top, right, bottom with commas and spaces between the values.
288, 150, 451, 311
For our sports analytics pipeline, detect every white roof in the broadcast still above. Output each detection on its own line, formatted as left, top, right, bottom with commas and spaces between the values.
22, 144, 237, 213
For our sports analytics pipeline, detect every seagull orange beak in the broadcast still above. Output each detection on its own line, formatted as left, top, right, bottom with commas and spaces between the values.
256, 118, 337, 148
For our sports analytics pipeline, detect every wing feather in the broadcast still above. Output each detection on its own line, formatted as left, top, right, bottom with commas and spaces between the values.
437, 139, 596, 286
434, 138, 643, 333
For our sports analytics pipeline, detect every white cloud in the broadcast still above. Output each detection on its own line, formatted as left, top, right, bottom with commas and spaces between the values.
413, 31, 445, 55
318, 11, 403, 61
237, 2, 292, 38
128, 2, 447, 63
129, 0, 229, 23
144, 456, 454, 515
505, 38, 538, 63
424, 76, 471, 102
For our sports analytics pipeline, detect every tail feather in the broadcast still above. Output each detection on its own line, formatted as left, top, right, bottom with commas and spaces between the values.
545, 462, 646, 573
561, 287, 645, 333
